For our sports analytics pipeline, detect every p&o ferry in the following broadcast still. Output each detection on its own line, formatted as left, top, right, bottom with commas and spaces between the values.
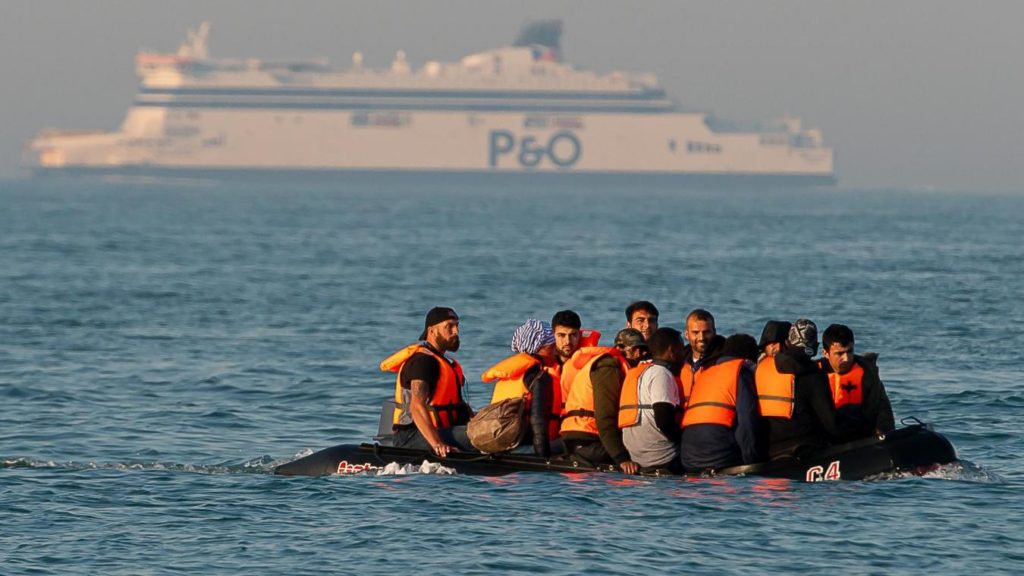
26, 21, 835, 185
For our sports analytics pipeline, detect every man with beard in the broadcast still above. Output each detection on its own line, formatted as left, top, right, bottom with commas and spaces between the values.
679, 309, 726, 396
552, 310, 584, 367
560, 328, 645, 474
679, 333, 764, 472
380, 307, 474, 456
551, 309, 602, 409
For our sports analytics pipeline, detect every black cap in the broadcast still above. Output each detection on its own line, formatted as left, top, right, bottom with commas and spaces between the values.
419, 307, 458, 340
758, 320, 793, 350
614, 328, 646, 349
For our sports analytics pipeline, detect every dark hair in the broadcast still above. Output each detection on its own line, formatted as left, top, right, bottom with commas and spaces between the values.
647, 327, 683, 358
822, 324, 855, 351
625, 300, 659, 322
722, 333, 759, 362
686, 308, 715, 327
551, 309, 581, 330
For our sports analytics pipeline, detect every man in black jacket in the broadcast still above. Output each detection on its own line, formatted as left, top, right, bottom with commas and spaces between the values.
761, 319, 857, 460
820, 324, 896, 437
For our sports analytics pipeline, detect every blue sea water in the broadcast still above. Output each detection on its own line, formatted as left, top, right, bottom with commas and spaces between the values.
1, 178, 1022, 574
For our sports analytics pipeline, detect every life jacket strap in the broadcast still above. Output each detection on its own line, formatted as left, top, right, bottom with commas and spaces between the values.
687, 401, 737, 411
757, 395, 794, 404
564, 409, 595, 418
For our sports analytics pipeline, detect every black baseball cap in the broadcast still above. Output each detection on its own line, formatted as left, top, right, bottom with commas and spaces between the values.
419, 307, 459, 340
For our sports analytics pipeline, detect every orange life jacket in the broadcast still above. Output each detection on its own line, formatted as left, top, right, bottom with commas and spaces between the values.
755, 357, 796, 419
560, 347, 627, 436
579, 328, 602, 347
557, 330, 602, 405
381, 343, 468, 429
483, 353, 562, 440
617, 362, 653, 428
681, 358, 744, 428
679, 358, 710, 406
826, 362, 865, 409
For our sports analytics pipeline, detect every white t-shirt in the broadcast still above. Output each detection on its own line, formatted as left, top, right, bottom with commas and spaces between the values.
622, 362, 681, 468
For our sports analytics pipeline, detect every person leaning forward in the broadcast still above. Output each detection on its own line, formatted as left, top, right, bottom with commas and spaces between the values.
380, 307, 474, 457
560, 328, 644, 474
482, 319, 560, 457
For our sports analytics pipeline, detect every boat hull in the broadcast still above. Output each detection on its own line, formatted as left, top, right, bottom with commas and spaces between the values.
273, 424, 957, 481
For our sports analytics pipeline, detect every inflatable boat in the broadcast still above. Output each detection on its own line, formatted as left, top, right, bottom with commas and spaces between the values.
274, 420, 957, 482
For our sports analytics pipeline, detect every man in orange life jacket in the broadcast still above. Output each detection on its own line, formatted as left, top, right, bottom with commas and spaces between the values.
819, 324, 895, 437
552, 310, 583, 367
758, 319, 855, 460
383, 307, 474, 457
560, 328, 644, 474
625, 300, 659, 343
754, 320, 791, 456
680, 308, 726, 389
680, 333, 765, 472
552, 309, 601, 406
483, 319, 559, 457
620, 327, 685, 473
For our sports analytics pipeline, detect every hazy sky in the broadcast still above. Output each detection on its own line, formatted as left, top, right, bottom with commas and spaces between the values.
3, 0, 1022, 191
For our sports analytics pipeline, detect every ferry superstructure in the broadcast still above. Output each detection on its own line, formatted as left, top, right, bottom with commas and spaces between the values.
26, 22, 835, 184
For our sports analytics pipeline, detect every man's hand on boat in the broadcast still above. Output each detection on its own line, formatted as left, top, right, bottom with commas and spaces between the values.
432, 442, 457, 457
619, 460, 640, 475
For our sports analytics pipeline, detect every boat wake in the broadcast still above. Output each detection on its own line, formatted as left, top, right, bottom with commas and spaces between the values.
359, 460, 457, 476
1, 452, 458, 477
865, 460, 1004, 483
1, 454, 293, 475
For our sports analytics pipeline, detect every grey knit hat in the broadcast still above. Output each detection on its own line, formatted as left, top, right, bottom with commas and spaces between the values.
787, 319, 819, 357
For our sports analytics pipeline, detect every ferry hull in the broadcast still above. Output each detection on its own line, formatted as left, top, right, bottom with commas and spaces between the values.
29, 165, 836, 188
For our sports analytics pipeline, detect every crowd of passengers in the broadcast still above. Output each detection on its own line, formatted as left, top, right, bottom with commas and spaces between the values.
381, 302, 895, 474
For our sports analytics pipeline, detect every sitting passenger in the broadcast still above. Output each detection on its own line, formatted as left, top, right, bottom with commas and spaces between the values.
620, 327, 685, 474
680, 308, 727, 391
819, 324, 895, 437
482, 319, 561, 458
551, 309, 601, 409
679, 333, 765, 472
560, 329, 645, 474
381, 307, 475, 456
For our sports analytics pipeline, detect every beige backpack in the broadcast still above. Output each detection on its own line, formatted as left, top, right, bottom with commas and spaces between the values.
466, 397, 526, 453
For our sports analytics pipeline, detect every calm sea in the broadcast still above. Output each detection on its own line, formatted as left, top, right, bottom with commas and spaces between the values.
2, 178, 1022, 574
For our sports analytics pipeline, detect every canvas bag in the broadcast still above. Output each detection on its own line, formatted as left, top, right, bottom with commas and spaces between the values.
466, 397, 526, 453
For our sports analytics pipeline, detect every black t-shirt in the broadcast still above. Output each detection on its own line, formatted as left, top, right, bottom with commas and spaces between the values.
399, 347, 451, 396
